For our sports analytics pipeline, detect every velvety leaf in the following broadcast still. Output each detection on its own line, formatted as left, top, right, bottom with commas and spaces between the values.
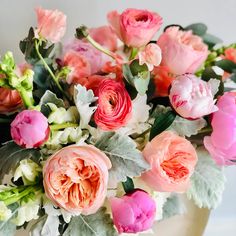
215, 59, 236, 73
0, 221, 16, 236
39, 90, 65, 108
185, 23, 207, 36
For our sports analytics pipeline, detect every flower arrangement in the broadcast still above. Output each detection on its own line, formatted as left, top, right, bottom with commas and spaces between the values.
0, 6, 236, 236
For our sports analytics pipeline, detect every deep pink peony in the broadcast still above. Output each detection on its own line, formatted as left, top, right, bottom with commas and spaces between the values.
204, 93, 236, 165
11, 110, 49, 148
110, 190, 156, 234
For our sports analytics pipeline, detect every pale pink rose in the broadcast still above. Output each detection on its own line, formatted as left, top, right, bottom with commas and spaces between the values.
138, 43, 162, 71
11, 110, 49, 148
35, 7, 66, 43
157, 27, 208, 75
110, 190, 156, 234
169, 74, 219, 119
142, 131, 198, 192
107, 8, 163, 48
43, 145, 111, 215
90, 26, 118, 51
204, 92, 236, 166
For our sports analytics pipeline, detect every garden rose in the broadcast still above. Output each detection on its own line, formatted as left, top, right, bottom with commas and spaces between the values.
11, 110, 49, 148
107, 8, 163, 48
43, 145, 111, 215
204, 93, 236, 165
94, 79, 132, 130
157, 26, 208, 75
169, 74, 219, 119
35, 7, 66, 43
110, 189, 156, 234
142, 131, 197, 192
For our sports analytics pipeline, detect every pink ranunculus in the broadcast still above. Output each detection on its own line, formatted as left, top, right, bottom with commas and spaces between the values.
90, 26, 118, 52
11, 110, 49, 148
138, 43, 162, 71
35, 7, 66, 43
94, 79, 132, 130
204, 92, 236, 166
107, 8, 163, 48
169, 74, 219, 119
157, 26, 208, 75
43, 145, 111, 215
110, 189, 156, 234
142, 131, 198, 192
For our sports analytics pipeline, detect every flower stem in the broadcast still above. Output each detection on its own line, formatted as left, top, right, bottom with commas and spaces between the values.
18, 88, 34, 108
50, 122, 79, 131
129, 47, 138, 61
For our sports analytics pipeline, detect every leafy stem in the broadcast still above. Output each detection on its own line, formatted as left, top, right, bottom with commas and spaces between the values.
49, 122, 79, 131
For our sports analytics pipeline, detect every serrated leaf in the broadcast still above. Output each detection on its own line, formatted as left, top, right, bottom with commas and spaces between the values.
63, 207, 118, 236
95, 132, 149, 184
187, 147, 226, 209
215, 59, 236, 73
185, 23, 207, 36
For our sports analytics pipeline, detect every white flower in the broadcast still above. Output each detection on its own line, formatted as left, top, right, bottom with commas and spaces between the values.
0, 201, 12, 221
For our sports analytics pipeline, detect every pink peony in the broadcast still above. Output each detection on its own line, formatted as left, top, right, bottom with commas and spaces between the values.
142, 131, 198, 192
11, 110, 49, 148
204, 93, 236, 165
94, 79, 132, 130
43, 145, 111, 215
157, 27, 208, 75
107, 8, 163, 48
35, 7, 66, 43
169, 74, 219, 119
110, 190, 156, 234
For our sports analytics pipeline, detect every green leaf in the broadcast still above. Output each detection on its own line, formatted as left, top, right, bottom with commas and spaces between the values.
130, 59, 148, 75
185, 23, 207, 36
64, 207, 118, 236
95, 132, 149, 184
122, 177, 135, 194
201, 67, 221, 81
33, 64, 51, 89
215, 59, 236, 73
122, 64, 134, 85
203, 33, 222, 48
187, 147, 226, 209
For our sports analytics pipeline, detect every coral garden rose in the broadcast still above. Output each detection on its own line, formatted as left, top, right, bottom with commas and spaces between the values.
35, 7, 66, 43
157, 26, 208, 75
11, 110, 49, 148
110, 189, 156, 234
94, 79, 132, 130
204, 92, 236, 166
142, 131, 198, 192
43, 145, 111, 215
169, 74, 219, 119
108, 8, 163, 48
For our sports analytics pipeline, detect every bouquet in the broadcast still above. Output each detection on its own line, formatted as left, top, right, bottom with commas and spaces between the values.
0, 7, 236, 236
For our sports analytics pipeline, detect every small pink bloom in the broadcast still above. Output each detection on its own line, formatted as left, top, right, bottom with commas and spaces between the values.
204, 92, 236, 166
138, 43, 162, 71
169, 74, 219, 119
35, 7, 66, 43
157, 27, 208, 75
224, 48, 236, 63
110, 190, 156, 234
108, 8, 163, 48
11, 110, 49, 148
43, 145, 111, 215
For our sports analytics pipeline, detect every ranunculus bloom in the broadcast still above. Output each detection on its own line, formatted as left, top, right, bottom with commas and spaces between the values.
43, 145, 111, 215
107, 8, 163, 48
11, 110, 49, 148
0, 88, 22, 114
142, 131, 197, 192
204, 93, 236, 166
35, 7, 66, 43
110, 190, 156, 234
138, 43, 162, 71
224, 48, 236, 63
169, 74, 219, 119
157, 26, 208, 75
90, 26, 118, 51
94, 79, 132, 130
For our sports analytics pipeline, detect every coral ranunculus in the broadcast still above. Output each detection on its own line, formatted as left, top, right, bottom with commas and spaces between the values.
43, 145, 111, 215
224, 48, 236, 63
142, 131, 198, 192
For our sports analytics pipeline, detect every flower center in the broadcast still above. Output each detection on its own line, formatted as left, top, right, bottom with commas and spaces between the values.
135, 14, 148, 22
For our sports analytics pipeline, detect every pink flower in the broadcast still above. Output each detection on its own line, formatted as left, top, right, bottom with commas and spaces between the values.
110, 190, 156, 234
224, 48, 236, 63
204, 93, 236, 166
169, 74, 219, 119
94, 79, 132, 130
11, 110, 49, 148
107, 8, 163, 48
35, 7, 66, 43
157, 27, 208, 75
43, 145, 111, 215
138, 43, 162, 71
142, 131, 197, 192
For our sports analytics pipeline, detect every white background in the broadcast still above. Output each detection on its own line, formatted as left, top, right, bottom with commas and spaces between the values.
0, 0, 236, 235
